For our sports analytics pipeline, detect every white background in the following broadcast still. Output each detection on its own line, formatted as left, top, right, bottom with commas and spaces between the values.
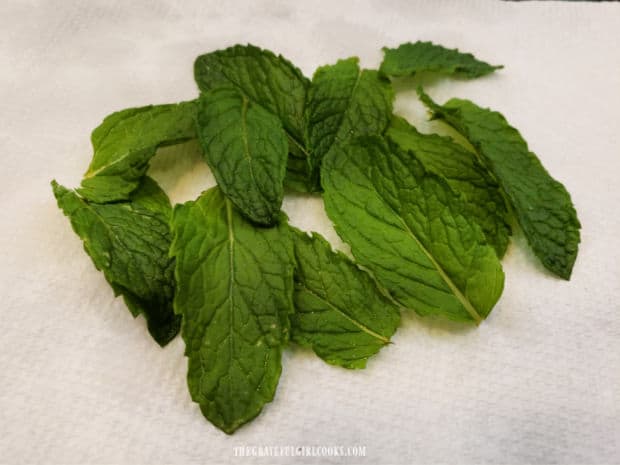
1, 1, 619, 464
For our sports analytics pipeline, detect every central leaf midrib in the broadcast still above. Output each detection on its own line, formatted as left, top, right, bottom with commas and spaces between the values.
225, 199, 235, 409
239, 95, 258, 191
238, 95, 275, 219
313, 66, 363, 156
335, 68, 363, 143
298, 283, 390, 344
394, 212, 482, 323
84, 147, 149, 178
286, 129, 310, 157
211, 64, 308, 158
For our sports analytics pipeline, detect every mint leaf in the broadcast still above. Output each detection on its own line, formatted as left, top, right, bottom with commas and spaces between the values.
79, 101, 196, 203
52, 177, 180, 346
193, 44, 316, 192
285, 145, 318, 193
305, 57, 394, 177
290, 227, 400, 369
322, 137, 504, 323
194, 44, 308, 142
170, 187, 295, 434
387, 115, 512, 257
380, 41, 502, 79
419, 90, 580, 279
196, 87, 288, 225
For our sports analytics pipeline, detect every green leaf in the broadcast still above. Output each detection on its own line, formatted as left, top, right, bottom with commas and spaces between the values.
194, 44, 308, 141
387, 115, 512, 257
290, 227, 400, 369
321, 137, 504, 323
419, 90, 581, 279
193, 44, 315, 191
305, 57, 394, 178
52, 177, 180, 346
284, 143, 318, 193
196, 87, 288, 225
380, 41, 502, 79
170, 187, 295, 434
79, 101, 196, 203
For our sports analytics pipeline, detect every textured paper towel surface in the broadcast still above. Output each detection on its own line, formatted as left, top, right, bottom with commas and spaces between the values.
1, 1, 619, 464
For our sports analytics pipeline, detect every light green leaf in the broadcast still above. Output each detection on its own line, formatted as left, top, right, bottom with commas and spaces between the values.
170, 187, 295, 434
387, 115, 512, 257
419, 90, 580, 279
290, 227, 400, 369
305, 57, 394, 178
79, 101, 196, 203
322, 137, 504, 323
193, 44, 315, 191
196, 87, 288, 225
52, 177, 180, 346
380, 41, 502, 79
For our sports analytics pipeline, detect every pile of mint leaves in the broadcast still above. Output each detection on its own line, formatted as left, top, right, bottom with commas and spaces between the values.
52, 41, 581, 434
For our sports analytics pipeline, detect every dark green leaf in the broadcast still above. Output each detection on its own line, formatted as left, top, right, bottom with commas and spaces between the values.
305, 57, 393, 181
52, 177, 180, 346
419, 89, 580, 279
284, 143, 318, 193
170, 187, 295, 434
196, 87, 288, 225
193, 44, 315, 192
380, 41, 502, 79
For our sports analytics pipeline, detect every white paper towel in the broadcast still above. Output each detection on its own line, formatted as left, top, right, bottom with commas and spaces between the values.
1, 1, 619, 464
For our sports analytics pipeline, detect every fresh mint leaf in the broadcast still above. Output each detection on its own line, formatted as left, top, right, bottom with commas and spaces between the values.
52, 177, 180, 346
305, 57, 394, 178
193, 44, 316, 192
196, 87, 288, 225
419, 90, 580, 279
380, 41, 502, 79
321, 136, 504, 323
79, 101, 196, 203
285, 145, 318, 193
194, 44, 308, 142
170, 187, 295, 434
387, 115, 512, 257
290, 227, 400, 369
